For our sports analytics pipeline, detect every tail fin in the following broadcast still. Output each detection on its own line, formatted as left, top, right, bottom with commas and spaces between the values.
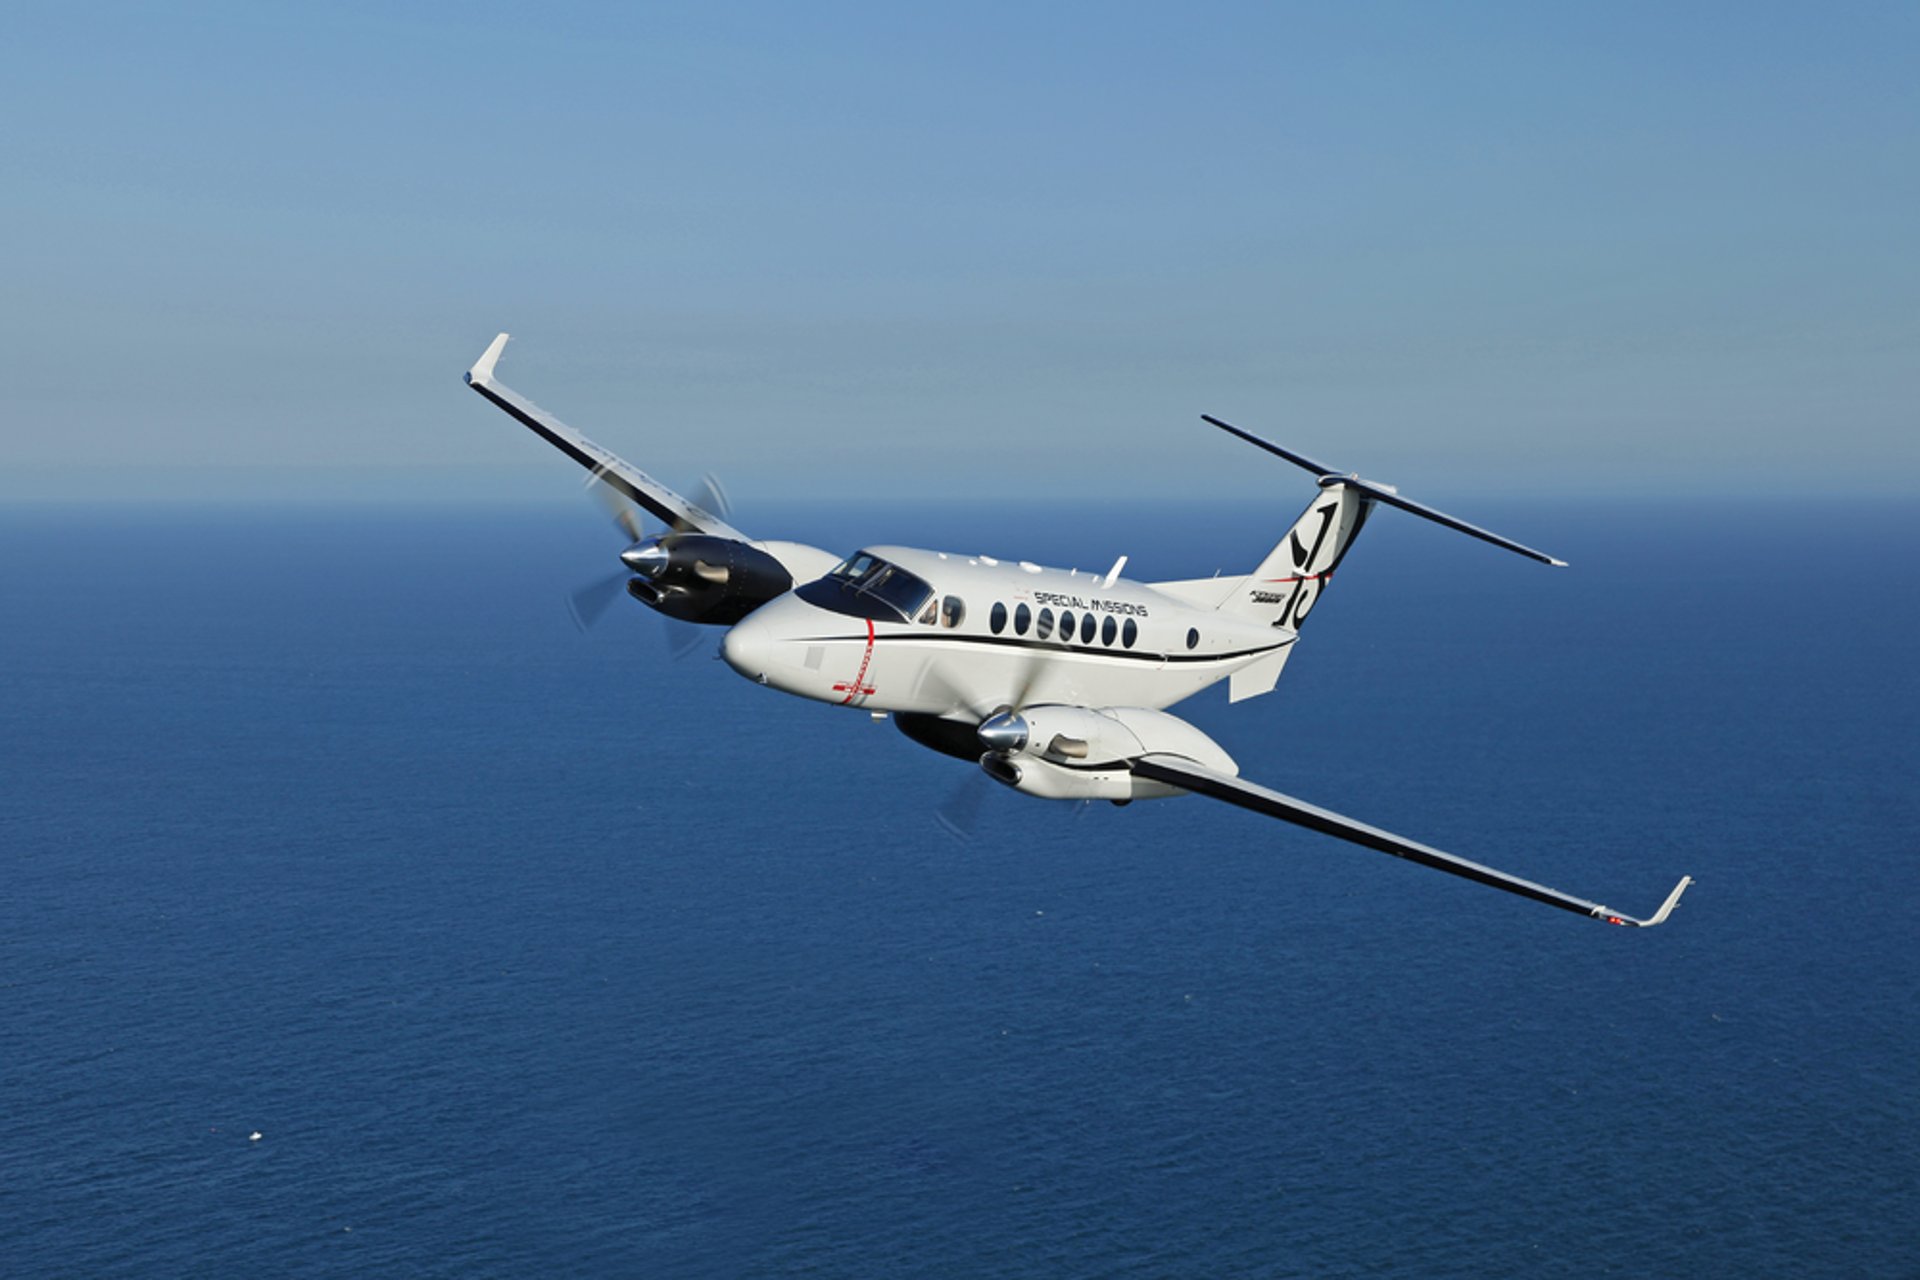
1228, 482, 1375, 629
1200, 415, 1566, 631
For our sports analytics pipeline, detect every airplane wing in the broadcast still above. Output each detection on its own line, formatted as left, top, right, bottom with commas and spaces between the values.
465, 333, 748, 541
1129, 753, 1692, 927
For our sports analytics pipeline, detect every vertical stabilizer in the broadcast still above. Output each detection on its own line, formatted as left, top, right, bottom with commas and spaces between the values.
1220, 482, 1374, 630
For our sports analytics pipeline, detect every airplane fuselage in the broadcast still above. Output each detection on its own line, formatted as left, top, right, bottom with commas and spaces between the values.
720, 544, 1294, 720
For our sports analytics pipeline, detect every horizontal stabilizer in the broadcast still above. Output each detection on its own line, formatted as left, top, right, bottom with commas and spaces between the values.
1328, 474, 1566, 567
1205, 414, 1567, 568
1130, 753, 1690, 927
1202, 415, 1336, 477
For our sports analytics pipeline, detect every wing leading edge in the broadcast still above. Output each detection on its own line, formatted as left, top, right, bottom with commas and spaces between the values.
1129, 754, 1691, 927
465, 333, 747, 540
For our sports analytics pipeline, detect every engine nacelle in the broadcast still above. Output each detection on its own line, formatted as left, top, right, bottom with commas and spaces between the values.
978, 705, 1239, 803
622, 534, 806, 626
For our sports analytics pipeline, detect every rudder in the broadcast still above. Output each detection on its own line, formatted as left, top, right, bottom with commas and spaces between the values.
1222, 483, 1373, 630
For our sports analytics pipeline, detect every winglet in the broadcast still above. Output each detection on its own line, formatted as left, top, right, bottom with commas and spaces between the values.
466, 332, 510, 387
1595, 875, 1693, 927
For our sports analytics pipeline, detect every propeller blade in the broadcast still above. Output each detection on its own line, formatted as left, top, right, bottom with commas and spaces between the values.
912, 662, 994, 722
936, 768, 991, 843
663, 616, 706, 661
1006, 647, 1052, 715
682, 472, 734, 531
567, 467, 739, 654
566, 568, 630, 632
584, 465, 646, 543
923, 645, 1047, 724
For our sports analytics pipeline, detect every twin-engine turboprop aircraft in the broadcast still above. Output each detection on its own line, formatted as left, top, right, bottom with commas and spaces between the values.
465, 333, 1692, 928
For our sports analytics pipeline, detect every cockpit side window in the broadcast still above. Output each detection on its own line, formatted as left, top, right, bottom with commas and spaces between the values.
800, 550, 936, 623
864, 565, 935, 620
831, 553, 879, 582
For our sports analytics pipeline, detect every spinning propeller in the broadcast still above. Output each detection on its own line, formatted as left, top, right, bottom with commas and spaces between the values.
566, 466, 734, 659
932, 650, 1081, 841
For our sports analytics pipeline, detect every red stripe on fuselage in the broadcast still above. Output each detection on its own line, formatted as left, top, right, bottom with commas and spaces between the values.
833, 618, 878, 704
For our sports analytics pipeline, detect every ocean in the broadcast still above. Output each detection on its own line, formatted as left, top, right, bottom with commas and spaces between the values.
3, 498, 1915, 1277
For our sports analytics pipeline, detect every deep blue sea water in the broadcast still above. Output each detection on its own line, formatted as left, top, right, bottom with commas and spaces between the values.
3, 498, 1916, 1277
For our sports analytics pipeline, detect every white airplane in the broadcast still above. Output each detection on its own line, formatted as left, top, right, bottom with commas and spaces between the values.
466, 333, 1691, 928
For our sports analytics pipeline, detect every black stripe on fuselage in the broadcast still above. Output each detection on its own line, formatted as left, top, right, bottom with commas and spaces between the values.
789, 630, 1294, 665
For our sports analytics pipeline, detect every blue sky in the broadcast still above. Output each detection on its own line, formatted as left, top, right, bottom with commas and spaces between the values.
3, 1, 1914, 503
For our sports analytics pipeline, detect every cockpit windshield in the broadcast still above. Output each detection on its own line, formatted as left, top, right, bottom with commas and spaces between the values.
797, 551, 937, 623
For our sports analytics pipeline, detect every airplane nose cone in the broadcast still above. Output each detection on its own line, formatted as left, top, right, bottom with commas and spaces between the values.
721, 615, 772, 683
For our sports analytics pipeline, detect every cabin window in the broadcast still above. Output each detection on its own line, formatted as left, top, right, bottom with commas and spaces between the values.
941, 596, 966, 629
1036, 608, 1055, 640
1101, 615, 1117, 646
1015, 603, 1031, 635
1059, 611, 1075, 643
1122, 617, 1138, 648
1186, 627, 1199, 650
1080, 613, 1096, 644
989, 602, 1007, 634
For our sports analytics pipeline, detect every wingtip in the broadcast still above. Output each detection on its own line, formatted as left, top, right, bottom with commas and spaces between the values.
1548, 557, 1570, 568
467, 332, 510, 386
1646, 874, 1693, 926
1598, 874, 1693, 927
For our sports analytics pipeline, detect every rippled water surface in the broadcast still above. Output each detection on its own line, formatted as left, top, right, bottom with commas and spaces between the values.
4, 499, 1915, 1277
